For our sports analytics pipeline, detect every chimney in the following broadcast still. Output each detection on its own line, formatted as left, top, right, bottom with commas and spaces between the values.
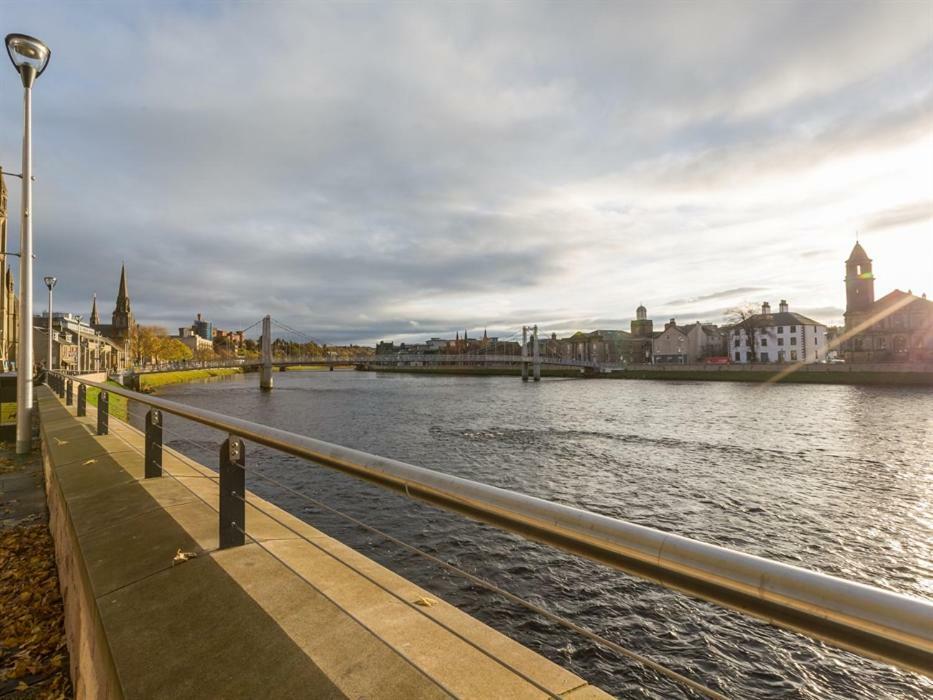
665, 318, 676, 330
779, 300, 788, 313
761, 302, 771, 315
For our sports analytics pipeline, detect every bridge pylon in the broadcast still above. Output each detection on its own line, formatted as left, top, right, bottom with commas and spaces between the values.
521, 326, 529, 382
532, 325, 540, 381
521, 325, 541, 382
260, 315, 273, 391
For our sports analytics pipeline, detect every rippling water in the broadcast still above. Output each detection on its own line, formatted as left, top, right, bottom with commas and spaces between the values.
134, 371, 932, 698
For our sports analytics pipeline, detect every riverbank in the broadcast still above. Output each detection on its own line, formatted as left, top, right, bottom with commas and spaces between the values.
132, 367, 246, 393
364, 365, 586, 378
356, 364, 932, 386
612, 367, 933, 386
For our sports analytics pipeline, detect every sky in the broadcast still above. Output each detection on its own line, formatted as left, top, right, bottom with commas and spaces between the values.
1, 1, 931, 345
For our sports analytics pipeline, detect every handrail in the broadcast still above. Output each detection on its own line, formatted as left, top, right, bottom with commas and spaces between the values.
51, 372, 933, 677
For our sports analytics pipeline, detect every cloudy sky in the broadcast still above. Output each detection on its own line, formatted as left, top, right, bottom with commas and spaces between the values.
1, 1, 931, 344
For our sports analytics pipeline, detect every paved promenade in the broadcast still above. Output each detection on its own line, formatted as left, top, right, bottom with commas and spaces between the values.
37, 386, 610, 698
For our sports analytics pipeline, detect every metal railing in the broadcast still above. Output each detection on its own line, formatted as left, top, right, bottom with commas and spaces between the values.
46, 372, 933, 679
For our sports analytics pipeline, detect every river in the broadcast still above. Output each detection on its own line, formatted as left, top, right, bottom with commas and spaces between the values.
131, 370, 932, 698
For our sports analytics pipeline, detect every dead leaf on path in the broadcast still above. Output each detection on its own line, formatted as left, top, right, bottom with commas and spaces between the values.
82, 459, 96, 465
172, 549, 198, 566
412, 596, 438, 607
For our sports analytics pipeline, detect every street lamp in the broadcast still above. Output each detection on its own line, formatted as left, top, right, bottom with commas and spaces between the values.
75, 314, 82, 376
6, 33, 51, 454
43, 276, 56, 373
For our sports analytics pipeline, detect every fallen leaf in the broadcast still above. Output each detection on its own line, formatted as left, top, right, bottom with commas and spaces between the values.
412, 596, 438, 607
82, 459, 97, 465
172, 549, 198, 566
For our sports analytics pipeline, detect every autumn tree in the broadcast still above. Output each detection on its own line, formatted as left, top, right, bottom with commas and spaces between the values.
162, 339, 193, 363
136, 326, 169, 365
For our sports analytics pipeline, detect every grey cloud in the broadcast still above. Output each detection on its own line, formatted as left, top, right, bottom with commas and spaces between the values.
667, 287, 766, 306
862, 201, 933, 234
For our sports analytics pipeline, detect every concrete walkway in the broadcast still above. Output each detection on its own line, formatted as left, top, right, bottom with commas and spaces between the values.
37, 386, 611, 699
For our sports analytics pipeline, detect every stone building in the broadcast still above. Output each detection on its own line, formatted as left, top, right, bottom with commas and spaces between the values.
840, 242, 932, 363
728, 301, 826, 364
552, 330, 631, 365
33, 313, 126, 372
684, 322, 726, 361
0, 169, 20, 369
652, 320, 688, 363
630, 305, 654, 364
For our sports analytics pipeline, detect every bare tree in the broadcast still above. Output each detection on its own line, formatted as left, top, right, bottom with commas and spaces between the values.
726, 304, 761, 363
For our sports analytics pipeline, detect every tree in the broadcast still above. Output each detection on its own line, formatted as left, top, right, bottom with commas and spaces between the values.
162, 339, 193, 363
136, 326, 169, 366
726, 304, 762, 363
193, 347, 216, 362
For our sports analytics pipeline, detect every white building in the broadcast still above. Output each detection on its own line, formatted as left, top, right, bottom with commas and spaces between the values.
728, 301, 826, 364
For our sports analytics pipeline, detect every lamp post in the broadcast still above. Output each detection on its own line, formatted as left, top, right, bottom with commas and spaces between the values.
43, 275, 56, 373
75, 314, 82, 376
6, 33, 51, 454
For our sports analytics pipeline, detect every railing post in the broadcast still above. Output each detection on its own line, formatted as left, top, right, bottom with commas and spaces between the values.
58, 375, 65, 398
144, 409, 162, 478
219, 436, 246, 549
97, 391, 109, 435
77, 384, 86, 416
66, 379, 73, 406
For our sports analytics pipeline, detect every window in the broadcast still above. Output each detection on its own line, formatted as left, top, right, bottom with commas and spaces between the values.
734, 338, 740, 347
790, 350, 797, 361
777, 326, 783, 333
761, 352, 770, 362
761, 338, 768, 347
777, 337, 784, 346
746, 338, 751, 347
735, 351, 741, 362
790, 325, 797, 333
790, 337, 797, 346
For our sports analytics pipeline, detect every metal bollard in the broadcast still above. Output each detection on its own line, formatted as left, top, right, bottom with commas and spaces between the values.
144, 409, 163, 478
219, 436, 246, 549
77, 384, 86, 416
66, 380, 73, 406
97, 391, 109, 435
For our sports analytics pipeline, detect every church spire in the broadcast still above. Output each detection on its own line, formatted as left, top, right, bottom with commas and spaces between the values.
115, 263, 130, 313
110, 263, 135, 341
90, 293, 100, 326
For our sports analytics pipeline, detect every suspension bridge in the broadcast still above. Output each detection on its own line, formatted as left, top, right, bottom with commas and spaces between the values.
131, 317, 620, 390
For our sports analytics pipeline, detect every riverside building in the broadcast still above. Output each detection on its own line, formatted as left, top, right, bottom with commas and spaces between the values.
728, 301, 826, 364
839, 242, 932, 363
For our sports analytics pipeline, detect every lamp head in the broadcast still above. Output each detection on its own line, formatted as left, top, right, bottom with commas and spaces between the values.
5, 33, 51, 87
43, 275, 57, 290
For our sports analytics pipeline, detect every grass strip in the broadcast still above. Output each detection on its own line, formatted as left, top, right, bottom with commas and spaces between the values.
139, 367, 244, 392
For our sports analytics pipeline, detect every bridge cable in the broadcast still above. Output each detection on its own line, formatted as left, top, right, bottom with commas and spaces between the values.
269, 318, 323, 345
238, 318, 264, 336
243, 466, 726, 699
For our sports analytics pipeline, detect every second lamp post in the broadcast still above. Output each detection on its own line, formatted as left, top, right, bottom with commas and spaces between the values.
44, 275, 56, 373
